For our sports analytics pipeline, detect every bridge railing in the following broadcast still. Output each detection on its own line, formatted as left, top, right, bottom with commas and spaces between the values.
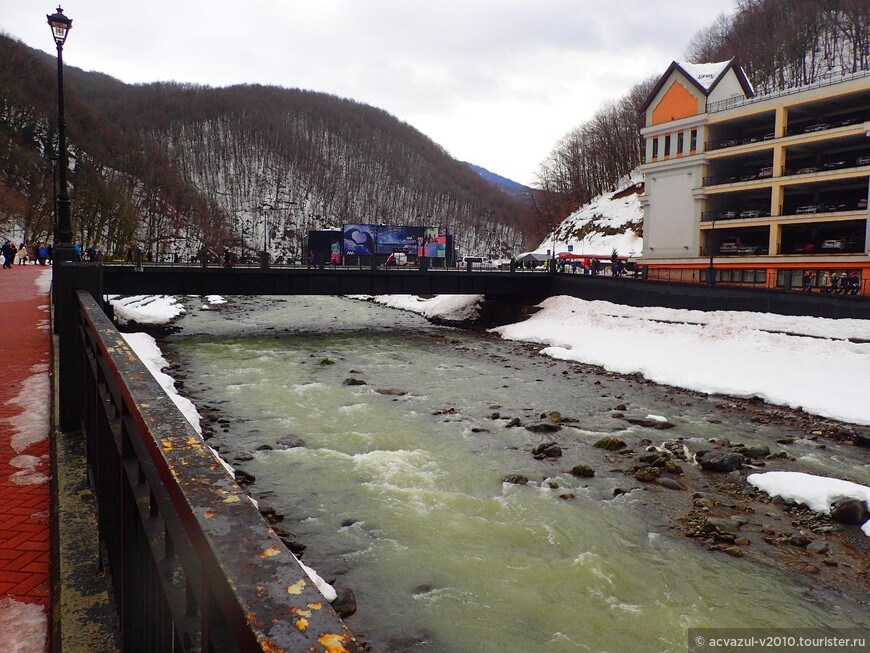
72, 290, 360, 653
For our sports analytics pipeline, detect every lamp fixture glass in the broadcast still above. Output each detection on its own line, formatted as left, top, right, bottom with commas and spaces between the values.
47, 6, 72, 46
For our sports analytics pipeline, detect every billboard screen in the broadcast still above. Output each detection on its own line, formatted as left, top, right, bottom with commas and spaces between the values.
342, 224, 447, 258
342, 224, 377, 255
418, 226, 447, 258
376, 225, 422, 255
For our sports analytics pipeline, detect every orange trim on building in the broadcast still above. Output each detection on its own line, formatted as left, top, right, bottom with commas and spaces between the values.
652, 81, 700, 126
646, 262, 870, 295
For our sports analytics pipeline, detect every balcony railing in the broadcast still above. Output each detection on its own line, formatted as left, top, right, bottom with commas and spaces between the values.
706, 68, 870, 113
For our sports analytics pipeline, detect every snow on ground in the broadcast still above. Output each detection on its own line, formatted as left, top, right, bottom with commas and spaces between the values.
34, 268, 52, 294
748, 471, 870, 536
364, 294, 483, 321
9, 365, 50, 451
110, 295, 185, 325
120, 332, 202, 434
533, 172, 644, 258
0, 597, 46, 653
492, 296, 870, 426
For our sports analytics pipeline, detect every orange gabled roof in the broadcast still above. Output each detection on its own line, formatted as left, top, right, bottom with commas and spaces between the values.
641, 58, 754, 114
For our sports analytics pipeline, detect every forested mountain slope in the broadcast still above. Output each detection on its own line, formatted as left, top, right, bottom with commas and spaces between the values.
0, 33, 528, 262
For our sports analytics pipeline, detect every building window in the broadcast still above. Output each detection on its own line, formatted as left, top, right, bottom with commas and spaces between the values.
664, 134, 671, 157
677, 131, 684, 156
690, 129, 698, 151
652, 137, 659, 159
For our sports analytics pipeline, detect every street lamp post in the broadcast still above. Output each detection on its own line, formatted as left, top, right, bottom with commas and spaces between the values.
49, 153, 58, 242
550, 226, 557, 274
47, 6, 75, 264
48, 6, 83, 431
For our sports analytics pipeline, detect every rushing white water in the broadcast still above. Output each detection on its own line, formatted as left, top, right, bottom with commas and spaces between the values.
166, 296, 869, 652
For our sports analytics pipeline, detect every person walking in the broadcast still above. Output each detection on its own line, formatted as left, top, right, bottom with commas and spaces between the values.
802, 270, 813, 293
15, 243, 28, 265
37, 243, 48, 266
839, 273, 849, 294
820, 271, 832, 293
2, 240, 17, 268
847, 272, 861, 295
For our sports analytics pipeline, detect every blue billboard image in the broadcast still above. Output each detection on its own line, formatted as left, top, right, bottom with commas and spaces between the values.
342, 224, 447, 259
376, 225, 422, 255
343, 224, 376, 255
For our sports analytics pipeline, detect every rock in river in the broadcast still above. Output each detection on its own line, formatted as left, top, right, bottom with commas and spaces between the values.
277, 435, 306, 449
532, 442, 562, 458
331, 585, 357, 618
697, 451, 744, 472
830, 498, 869, 525
569, 464, 595, 478
526, 422, 561, 434
594, 436, 626, 451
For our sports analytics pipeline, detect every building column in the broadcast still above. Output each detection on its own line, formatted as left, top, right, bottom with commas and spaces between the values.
772, 144, 787, 180
768, 222, 781, 257
775, 106, 789, 138
770, 182, 784, 217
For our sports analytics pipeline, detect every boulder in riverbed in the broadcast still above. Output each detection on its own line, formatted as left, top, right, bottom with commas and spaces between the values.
829, 498, 869, 525
526, 422, 561, 434
697, 451, 744, 472
635, 466, 661, 483
377, 388, 407, 396
569, 464, 595, 478
625, 417, 675, 430
532, 442, 562, 459
277, 435, 306, 449
331, 585, 357, 618
594, 436, 626, 451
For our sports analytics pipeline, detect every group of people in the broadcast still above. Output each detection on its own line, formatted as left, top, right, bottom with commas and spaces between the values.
1, 241, 52, 268
560, 256, 629, 277
803, 270, 862, 294
77, 244, 105, 262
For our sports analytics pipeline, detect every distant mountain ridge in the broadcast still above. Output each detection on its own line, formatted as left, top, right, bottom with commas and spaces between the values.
464, 162, 531, 199
0, 33, 531, 261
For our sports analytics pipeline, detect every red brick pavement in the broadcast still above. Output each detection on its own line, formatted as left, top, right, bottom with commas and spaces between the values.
0, 263, 53, 652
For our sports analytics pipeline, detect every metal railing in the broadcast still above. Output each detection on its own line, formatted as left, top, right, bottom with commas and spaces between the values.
73, 290, 360, 653
706, 68, 870, 113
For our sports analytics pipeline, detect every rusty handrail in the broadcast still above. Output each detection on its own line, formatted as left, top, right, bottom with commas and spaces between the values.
74, 290, 359, 652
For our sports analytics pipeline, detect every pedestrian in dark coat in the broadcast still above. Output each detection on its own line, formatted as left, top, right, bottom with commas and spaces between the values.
2, 240, 17, 268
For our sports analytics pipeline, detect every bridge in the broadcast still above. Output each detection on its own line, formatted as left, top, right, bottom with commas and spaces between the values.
33, 261, 870, 651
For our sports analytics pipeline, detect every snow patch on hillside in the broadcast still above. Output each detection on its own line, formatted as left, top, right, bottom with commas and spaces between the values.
535, 172, 644, 258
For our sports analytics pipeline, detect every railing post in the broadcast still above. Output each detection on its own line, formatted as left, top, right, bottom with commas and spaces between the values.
56, 264, 104, 431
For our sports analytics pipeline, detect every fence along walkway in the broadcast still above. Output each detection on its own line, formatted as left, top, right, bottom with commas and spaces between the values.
73, 290, 360, 652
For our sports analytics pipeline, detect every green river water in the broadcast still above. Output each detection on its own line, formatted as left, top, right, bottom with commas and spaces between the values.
164, 296, 869, 653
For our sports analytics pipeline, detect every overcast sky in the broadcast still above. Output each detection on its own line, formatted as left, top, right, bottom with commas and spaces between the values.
2, 0, 736, 185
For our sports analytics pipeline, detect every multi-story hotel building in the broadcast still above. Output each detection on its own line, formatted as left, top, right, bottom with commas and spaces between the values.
639, 59, 870, 294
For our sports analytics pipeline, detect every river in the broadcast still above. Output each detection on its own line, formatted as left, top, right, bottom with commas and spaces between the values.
163, 295, 869, 653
